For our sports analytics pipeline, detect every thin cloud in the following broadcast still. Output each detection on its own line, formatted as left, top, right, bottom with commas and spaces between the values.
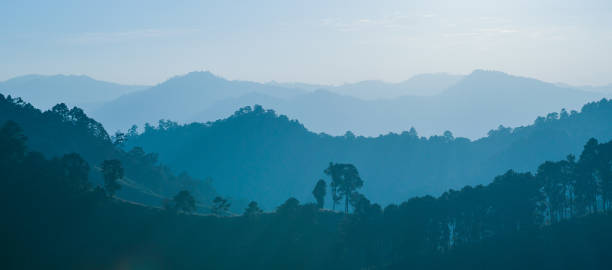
62, 28, 200, 44
320, 15, 416, 32
479, 28, 520, 34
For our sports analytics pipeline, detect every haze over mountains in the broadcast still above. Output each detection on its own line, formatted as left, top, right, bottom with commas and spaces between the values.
3, 69, 610, 210
127, 99, 612, 209
578, 84, 612, 94
94, 69, 609, 138
0, 74, 148, 111
90, 72, 306, 133
267, 73, 465, 99
2, 70, 610, 139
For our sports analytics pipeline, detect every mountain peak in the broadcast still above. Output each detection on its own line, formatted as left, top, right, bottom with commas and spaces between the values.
468, 69, 510, 78
160, 71, 225, 87
182, 71, 222, 80
457, 69, 535, 87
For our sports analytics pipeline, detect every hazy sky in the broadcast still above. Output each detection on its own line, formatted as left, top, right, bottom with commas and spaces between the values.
1, 0, 611, 86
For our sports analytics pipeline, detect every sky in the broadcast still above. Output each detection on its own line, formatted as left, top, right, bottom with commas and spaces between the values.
1, 0, 611, 86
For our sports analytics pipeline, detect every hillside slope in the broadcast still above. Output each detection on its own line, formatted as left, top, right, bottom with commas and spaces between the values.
0, 94, 216, 209
128, 99, 612, 209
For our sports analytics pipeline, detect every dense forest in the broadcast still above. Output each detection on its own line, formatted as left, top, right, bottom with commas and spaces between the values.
127, 98, 612, 209
2, 93, 612, 269
2, 115, 612, 269
0, 94, 216, 209
4, 1, 612, 269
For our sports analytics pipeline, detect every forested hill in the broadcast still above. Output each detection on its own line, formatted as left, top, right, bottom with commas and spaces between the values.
127, 99, 612, 209
0, 94, 216, 208
3, 116, 612, 269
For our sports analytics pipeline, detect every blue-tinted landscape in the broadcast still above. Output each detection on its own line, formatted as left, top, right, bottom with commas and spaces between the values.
2, 1, 612, 269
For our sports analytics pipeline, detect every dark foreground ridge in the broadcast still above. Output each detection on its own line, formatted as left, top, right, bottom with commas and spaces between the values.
0, 94, 217, 209
2, 116, 612, 269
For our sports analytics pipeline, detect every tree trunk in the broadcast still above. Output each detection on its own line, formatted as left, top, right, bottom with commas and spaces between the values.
331, 187, 336, 211
345, 194, 349, 214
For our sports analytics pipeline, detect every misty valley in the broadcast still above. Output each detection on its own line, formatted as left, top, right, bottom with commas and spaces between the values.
3, 1, 612, 268
2, 74, 612, 269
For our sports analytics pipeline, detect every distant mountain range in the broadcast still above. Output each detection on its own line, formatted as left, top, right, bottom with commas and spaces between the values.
266, 72, 465, 99
190, 70, 608, 138
90, 72, 306, 133
0, 74, 148, 111
2, 71, 610, 138
576, 84, 612, 94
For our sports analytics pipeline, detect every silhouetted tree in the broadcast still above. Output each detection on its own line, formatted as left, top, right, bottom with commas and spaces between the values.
325, 163, 364, 213
173, 190, 196, 214
537, 161, 570, 223
331, 180, 340, 211
112, 131, 127, 147
325, 163, 340, 211
244, 201, 263, 216
0, 121, 27, 163
101, 159, 123, 197
488, 170, 543, 233
350, 192, 372, 216
576, 138, 600, 214
127, 125, 139, 137
312, 179, 327, 209
58, 153, 91, 193
599, 143, 612, 211
212, 196, 231, 216
277, 197, 300, 216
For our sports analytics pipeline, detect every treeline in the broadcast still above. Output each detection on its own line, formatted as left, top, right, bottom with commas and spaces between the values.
303, 137, 612, 268
2, 117, 612, 269
1, 120, 108, 269
0, 94, 217, 208
127, 99, 612, 209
